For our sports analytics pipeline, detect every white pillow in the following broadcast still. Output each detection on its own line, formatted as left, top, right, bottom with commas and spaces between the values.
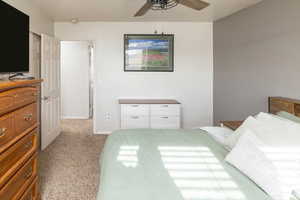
224, 116, 273, 149
263, 146, 300, 200
225, 113, 300, 149
200, 126, 233, 147
226, 127, 300, 200
225, 129, 283, 200
292, 190, 300, 200
256, 112, 300, 146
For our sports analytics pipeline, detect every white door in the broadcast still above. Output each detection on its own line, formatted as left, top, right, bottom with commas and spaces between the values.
61, 41, 90, 119
41, 34, 61, 150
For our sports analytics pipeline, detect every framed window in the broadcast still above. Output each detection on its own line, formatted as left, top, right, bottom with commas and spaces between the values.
124, 34, 174, 72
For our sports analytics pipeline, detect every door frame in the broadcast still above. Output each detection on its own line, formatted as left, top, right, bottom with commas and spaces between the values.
60, 40, 95, 120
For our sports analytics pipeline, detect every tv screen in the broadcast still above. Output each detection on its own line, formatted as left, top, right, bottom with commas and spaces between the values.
0, 1, 29, 73
124, 34, 174, 72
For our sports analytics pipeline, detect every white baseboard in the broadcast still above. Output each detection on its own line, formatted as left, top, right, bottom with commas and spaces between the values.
62, 116, 90, 120
94, 131, 112, 135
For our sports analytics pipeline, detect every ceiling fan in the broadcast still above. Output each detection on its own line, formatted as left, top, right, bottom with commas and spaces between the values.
134, 0, 210, 17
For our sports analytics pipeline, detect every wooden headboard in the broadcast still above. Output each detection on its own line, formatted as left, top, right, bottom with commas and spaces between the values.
269, 97, 300, 117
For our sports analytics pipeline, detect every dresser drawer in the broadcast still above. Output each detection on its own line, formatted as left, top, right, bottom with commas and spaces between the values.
0, 129, 37, 189
0, 154, 37, 200
19, 177, 38, 200
14, 88, 38, 109
15, 103, 37, 134
0, 90, 16, 116
0, 114, 15, 152
0, 87, 38, 116
150, 116, 180, 129
150, 104, 180, 116
121, 104, 149, 116
121, 115, 149, 129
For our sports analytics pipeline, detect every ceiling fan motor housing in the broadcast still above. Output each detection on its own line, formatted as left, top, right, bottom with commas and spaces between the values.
150, 0, 178, 10
134, 0, 210, 17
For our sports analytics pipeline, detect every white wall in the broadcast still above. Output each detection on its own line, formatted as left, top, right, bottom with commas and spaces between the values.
61, 41, 90, 119
3, 0, 54, 35
55, 22, 213, 133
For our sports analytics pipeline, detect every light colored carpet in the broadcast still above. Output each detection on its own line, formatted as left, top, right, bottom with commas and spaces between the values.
39, 119, 107, 200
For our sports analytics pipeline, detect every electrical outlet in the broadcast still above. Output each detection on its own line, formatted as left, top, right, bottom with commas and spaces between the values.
105, 113, 111, 120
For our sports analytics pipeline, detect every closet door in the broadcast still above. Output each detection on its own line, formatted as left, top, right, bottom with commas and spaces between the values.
41, 34, 61, 150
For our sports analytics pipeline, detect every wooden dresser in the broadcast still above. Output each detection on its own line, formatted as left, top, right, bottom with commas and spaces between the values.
0, 80, 42, 200
119, 99, 181, 129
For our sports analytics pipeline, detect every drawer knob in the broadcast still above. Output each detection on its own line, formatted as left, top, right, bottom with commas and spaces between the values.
161, 116, 169, 119
131, 116, 139, 119
0, 128, 7, 137
131, 105, 139, 107
162, 105, 169, 107
32, 93, 38, 97
24, 114, 33, 121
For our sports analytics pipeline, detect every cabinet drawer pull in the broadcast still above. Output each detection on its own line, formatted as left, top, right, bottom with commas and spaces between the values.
0, 128, 7, 137
161, 116, 169, 119
32, 93, 38, 97
24, 114, 33, 121
131, 105, 139, 107
24, 169, 33, 179
131, 116, 139, 119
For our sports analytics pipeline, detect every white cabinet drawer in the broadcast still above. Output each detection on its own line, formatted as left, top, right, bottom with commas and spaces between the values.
121, 115, 149, 129
150, 116, 180, 129
150, 104, 180, 116
121, 104, 149, 116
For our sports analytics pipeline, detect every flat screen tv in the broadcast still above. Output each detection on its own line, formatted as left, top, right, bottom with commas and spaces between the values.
124, 34, 174, 72
0, 1, 30, 73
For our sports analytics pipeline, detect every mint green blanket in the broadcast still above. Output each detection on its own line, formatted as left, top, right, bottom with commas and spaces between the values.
97, 129, 272, 200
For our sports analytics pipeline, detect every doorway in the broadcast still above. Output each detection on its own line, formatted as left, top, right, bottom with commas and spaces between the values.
60, 41, 94, 120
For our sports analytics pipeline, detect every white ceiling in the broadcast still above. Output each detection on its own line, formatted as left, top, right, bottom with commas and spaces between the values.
32, 0, 263, 22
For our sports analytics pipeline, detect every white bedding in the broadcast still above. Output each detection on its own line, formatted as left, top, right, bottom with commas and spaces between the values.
225, 129, 283, 200
224, 113, 300, 200
256, 112, 300, 146
292, 190, 300, 200
199, 126, 233, 148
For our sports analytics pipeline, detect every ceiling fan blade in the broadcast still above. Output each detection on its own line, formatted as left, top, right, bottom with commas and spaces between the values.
177, 0, 210, 10
134, 2, 153, 17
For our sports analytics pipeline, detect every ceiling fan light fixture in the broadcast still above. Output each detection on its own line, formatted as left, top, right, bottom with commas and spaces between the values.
150, 0, 178, 10
134, 0, 209, 17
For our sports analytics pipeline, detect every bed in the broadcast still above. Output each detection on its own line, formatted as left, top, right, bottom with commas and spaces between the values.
97, 129, 271, 200
97, 97, 300, 200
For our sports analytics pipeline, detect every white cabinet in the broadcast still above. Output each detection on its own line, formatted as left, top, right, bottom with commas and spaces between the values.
119, 99, 181, 129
